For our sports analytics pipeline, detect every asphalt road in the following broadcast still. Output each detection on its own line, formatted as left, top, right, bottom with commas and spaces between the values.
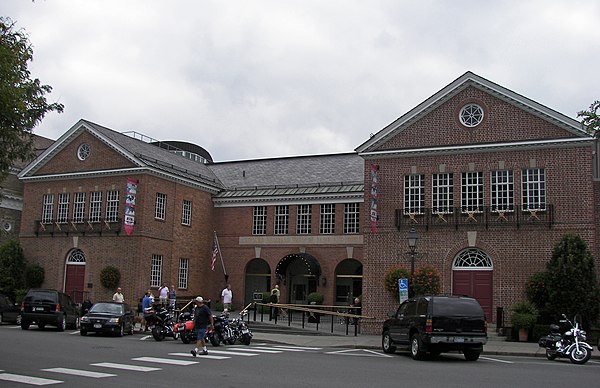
0, 323, 599, 387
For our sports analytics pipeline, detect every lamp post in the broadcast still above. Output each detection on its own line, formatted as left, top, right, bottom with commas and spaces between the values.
407, 227, 418, 275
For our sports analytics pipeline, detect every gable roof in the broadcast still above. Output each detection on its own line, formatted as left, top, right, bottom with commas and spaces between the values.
355, 71, 590, 154
19, 119, 223, 192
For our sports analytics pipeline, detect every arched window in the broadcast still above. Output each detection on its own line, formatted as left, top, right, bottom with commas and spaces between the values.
67, 249, 86, 264
453, 248, 492, 270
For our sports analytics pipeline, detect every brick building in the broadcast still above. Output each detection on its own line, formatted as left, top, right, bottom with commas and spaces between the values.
16, 71, 599, 334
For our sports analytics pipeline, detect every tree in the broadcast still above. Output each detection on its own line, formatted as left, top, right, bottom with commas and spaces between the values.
578, 100, 600, 138
545, 234, 600, 329
0, 239, 27, 300
0, 17, 63, 181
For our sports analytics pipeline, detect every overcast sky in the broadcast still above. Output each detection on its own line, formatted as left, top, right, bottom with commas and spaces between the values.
4, 0, 600, 162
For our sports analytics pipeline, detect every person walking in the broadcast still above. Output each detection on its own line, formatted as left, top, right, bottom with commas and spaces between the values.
112, 287, 124, 303
190, 296, 214, 356
221, 284, 232, 311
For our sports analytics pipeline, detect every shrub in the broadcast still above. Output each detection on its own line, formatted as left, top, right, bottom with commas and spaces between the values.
307, 292, 324, 305
384, 267, 410, 300
510, 301, 539, 329
99, 266, 121, 289
411, 265, 441, 296
25, 264, 44, 288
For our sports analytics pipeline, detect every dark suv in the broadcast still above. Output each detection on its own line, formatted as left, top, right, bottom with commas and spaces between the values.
20, 289, 80, 331
382, 295, 487, 361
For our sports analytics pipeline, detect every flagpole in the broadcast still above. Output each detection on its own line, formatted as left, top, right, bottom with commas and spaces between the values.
214, 231, 228, 283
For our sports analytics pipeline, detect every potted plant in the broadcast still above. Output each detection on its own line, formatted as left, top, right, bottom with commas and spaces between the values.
307, 292, 324, 323
510, 301, 539, 341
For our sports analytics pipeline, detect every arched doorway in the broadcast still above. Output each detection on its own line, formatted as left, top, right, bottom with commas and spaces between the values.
452, 248, 493, 322
64, 249, 86, 303
334, 259, 363, 305
244, 258, 271, 306
275, 253, 321, 304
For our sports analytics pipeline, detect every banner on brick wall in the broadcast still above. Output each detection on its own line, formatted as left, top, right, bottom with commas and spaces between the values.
124, 178, 138, 235
370, 164, 378, 233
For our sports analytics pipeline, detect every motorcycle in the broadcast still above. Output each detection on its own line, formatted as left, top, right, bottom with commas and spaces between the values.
538, 314, 593, 364
174, 311, 196, 344
229, 310, 253, 345
208, 312, 235, 346
148, 306, 179, 341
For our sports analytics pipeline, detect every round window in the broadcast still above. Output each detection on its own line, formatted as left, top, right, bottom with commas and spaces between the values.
459, 104, 484, 127
77, 143, 90, 161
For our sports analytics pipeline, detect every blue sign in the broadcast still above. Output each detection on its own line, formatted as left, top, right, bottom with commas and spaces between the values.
398, 278, 409, 303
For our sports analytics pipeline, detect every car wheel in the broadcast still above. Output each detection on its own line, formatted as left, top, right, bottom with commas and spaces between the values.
80, 330, 87, 336
21, 321, 29, 330
382, 331, 396, 354
463, 349, 480, 361
128, 322, 134, 335
16, 315, 22, 325
0, 312, 3, 322
57, 316, 66, 332
117, 323, 124, 337
410, 333, 426, 360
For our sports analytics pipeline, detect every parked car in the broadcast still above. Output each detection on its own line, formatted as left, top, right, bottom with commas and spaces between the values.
0, 294, 21, 324
382, 295, 488, 361
80, 302, 135, 337
20, 289, 80, 331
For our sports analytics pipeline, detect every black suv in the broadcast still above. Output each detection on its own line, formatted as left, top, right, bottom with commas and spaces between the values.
20, 289, 80, 331
382, 295, 487, 361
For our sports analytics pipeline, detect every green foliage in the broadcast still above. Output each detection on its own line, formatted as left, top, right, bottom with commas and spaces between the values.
411, 265, 441, 296
384, 267, 410, 300
307, 292, 324, 305
510, 301, 539, 329
578, 100, 600, 138
545, 234, 600, 328
0, 239, 26, 299
99, 266, 121, 290
0, 17, 63, 180
525, 272, 549, 309
25, 263, 44, 288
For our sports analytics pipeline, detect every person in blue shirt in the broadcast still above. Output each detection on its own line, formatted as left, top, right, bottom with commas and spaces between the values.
142, 289, 153, 331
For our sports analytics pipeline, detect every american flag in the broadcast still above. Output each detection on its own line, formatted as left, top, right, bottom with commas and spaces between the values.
211, 234, 218, 271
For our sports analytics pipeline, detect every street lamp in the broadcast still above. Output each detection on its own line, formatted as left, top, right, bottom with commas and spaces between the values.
407, 227, 418, 275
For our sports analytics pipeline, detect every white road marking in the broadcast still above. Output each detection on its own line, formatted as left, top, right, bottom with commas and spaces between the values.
132, 357, 198, 366
325, 349, 393, 358
91, 362, 161, 372
480, 356, 514, 364
139, 335, 153, 340
246, 346, 303, 352
184, 349, 258, 356
273, 345, 322, 350
0, 373, 62, 385
168, 352, 230, 360
42, 367, 117, 378
68, 331, 79, 335
231, 347, 282, 353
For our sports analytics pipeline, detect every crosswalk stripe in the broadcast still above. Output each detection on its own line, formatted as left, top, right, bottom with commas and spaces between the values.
229, 347, 282, 354
189, 349, 259, 356
132, 357, 198, 365
91, 362, 161, 372
0, 373, 62, 385
273, 345, 322, 350
168, 352, 230, 360
42, 367, 117, 378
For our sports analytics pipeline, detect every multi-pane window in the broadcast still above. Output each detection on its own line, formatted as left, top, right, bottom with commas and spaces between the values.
404, 174, 425, 214
522, 168, 546, 211
73, 192, 86, 223
432, 173, 454, 213
296, 204, 312, 234
41, 194, 54, 224
57, 193, 70, 224
491, 170, 514, 212
155, 193, 166, 220
151, 254, 163, 288
89, 191, 102, 222
320, 204, 335, 234
344, 203, 360, 234
274, 205, 289, 235
181, 200, 192, 226
252, 206, 267, 235
105, 190, 120, 222
461, 172, 484, 212
178, 258, 189, 289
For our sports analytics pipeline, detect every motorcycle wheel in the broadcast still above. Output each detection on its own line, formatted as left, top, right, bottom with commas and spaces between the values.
181, 332, 191, 344
209, 334, 220, 347
227, 336, 236, 345
569, 346, 591, 364
152, 326, 165, 341
241, 333, 252, 345
545, 349, 557, 360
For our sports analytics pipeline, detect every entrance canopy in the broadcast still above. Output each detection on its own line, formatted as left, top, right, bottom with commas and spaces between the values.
275, 253, 321, 278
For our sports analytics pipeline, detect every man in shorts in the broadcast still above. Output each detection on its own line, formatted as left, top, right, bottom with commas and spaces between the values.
190, 296, 214, 356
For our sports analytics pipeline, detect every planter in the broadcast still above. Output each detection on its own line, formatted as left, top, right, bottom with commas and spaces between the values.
518, 328, 528, 342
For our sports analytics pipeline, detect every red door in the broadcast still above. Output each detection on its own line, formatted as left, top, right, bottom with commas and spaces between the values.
453, 270, 493, 322
65, 264, 86, 303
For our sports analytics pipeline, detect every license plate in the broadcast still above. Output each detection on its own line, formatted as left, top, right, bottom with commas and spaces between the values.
454, 337, 464, 343
33, 307, 44, 312
94, 323, 102, 329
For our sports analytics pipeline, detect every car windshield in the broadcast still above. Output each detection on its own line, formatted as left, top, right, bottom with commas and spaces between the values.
89, 303, 124, 314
